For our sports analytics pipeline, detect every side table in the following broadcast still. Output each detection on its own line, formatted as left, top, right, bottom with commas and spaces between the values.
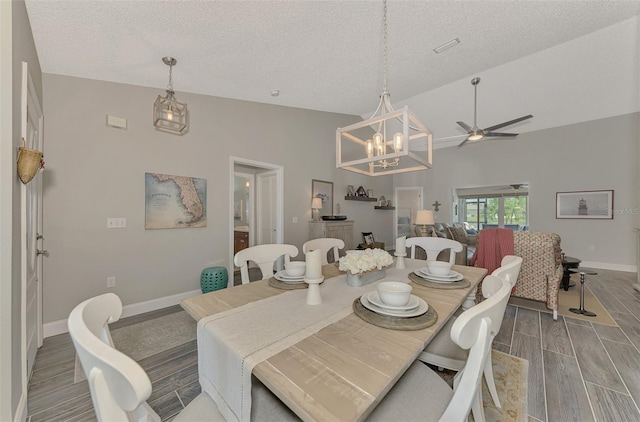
568, 268, 598, 317
561, 256, 581, 291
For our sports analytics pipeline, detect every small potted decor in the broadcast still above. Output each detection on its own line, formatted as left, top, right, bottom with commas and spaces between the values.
339, 248, 393, 287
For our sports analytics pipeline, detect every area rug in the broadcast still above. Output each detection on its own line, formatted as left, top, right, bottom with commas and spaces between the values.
74, 310, 197, 383
434, 350, 529, 422
509, 284, 617, 326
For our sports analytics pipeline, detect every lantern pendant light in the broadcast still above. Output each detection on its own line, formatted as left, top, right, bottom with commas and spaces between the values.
153, 57, 188, 134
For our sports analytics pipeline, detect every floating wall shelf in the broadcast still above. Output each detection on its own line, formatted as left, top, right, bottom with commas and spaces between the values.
374, 206, 395, 210
345, 196, 377, 202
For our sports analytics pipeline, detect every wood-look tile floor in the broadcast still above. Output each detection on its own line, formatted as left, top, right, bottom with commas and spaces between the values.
27, 269, 640, 421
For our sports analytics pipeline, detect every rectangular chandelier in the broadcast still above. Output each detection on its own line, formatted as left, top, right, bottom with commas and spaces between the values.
336, 106, 433, 176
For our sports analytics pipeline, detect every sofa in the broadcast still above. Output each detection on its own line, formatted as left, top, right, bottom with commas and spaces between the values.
413, 223, 477, 265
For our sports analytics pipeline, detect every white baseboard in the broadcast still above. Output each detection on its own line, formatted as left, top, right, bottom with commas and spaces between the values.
579, 261, 637, 273
13, 391, 26, 422
43, 289, 202, 338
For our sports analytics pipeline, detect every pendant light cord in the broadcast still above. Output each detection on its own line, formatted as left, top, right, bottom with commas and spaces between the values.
167, 62, 174, 92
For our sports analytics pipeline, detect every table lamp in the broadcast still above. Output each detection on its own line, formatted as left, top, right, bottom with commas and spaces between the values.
311, 197, 323, 221
415, 209, 435, 237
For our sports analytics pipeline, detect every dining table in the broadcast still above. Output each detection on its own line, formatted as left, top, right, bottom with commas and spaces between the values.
181, 258, 487, 422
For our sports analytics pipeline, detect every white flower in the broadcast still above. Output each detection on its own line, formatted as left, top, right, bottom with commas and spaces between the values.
338, 249, 393, 275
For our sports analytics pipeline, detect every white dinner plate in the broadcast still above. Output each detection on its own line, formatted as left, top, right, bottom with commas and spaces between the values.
365, 291, 420, 311
274, 270, 305, 283
418, 267, 460, 279
360, 294, 428, 318
413, 270, 464, 283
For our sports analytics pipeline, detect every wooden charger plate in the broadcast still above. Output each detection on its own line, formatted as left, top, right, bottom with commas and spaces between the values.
268, 277, 307, 290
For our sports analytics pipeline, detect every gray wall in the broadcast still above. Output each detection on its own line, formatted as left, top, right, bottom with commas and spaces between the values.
0, 0, 43, 419
41, 74, 393, 323
394, 113, 640, 269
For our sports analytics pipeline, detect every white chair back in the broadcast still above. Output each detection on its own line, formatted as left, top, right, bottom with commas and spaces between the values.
233, 244, 299, 284
302, 238, 344, 265
490, 255, 523, 288
405, 237, 463, 265
68, 293, 160, 422
440, 275, 512, 421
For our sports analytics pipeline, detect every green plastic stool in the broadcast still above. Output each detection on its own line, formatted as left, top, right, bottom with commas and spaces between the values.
200, 266, 228, 293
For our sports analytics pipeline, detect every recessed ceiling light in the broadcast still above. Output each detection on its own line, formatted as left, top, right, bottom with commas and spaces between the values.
433, 38, 461, 54
270, 90, 280, 97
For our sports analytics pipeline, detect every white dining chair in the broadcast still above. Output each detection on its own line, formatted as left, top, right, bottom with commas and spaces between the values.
68, 293, 222, 421
405, 237, 463, 265
369, 276, 512, 422
491, 255, 523, 288
302, 238, 344, 265
233, 244, 299, 284
417, 262, 520, 410
69, 293, 297, 422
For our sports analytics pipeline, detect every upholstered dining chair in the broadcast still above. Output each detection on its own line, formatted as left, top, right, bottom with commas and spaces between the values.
369, 276, 512, 422
302, 238, 345, 265
67, 293, 222, 421
233, 244, 299, 284
417, 264, 520, 409
405, 237, 463, 265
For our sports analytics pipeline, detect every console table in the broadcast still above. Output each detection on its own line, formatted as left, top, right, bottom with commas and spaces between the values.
309, 220, 354, 250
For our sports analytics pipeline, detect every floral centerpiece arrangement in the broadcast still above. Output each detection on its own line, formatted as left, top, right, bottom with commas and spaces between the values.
339, 249, 393, 286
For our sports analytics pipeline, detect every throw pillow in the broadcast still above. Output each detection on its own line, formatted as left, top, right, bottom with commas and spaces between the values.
447, 226, 469, 244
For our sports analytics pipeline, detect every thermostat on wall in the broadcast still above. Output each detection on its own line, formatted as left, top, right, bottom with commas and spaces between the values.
106, 115, 127, 130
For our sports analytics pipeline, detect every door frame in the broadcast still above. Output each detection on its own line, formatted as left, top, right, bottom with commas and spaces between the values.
233, 171, 255, 246
20, 62, 44, 396
229, 157, 283, 285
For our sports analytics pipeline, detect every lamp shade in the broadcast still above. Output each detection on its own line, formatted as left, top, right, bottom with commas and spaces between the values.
415, 210, 435, 225
311, 198, 323, 209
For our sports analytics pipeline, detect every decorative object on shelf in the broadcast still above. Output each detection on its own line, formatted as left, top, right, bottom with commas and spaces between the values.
432, 200, 441, 212
556, 190, 614, 219
367, 189, 374, 198
386, 200, 392, 207
335, 202, 341, 214
338, 248, 393, 287
347, 185, 355, 196
355, 186, 366, 196
395, 236, 407, 269
362, 231, 375, 245
336, 0, 432, 177
16, 138, 43, 184
153, 57, 188, 134
312, 179, 333, 219
311, 197, 323, 221
379, 196, 387, 207
415, 209, 435, 236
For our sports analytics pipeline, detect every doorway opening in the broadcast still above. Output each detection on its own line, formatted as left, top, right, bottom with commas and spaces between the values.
394, 187, 423, 239
229, 157, 283, 286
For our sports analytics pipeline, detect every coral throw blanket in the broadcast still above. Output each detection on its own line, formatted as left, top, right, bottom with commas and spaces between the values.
471, 228, 515, 274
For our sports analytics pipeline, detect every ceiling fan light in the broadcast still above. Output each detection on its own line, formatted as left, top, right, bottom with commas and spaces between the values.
468, 133, 483, 141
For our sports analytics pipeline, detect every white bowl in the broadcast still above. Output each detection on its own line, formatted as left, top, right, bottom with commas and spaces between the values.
427, 261, 452, 276
377, 281, 412, 307
285, 261, 306, 277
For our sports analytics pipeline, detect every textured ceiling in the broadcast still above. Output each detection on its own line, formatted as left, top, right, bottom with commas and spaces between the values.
25, 0, 640, 144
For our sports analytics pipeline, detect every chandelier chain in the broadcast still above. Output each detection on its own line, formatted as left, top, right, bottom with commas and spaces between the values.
382, 0, 388, 94
167, 62, 174, 92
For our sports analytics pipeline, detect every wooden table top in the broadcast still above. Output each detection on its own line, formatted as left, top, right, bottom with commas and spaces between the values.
181, 261, 487, 421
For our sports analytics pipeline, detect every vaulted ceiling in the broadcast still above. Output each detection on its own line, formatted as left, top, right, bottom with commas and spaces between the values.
25, 1, 640, 146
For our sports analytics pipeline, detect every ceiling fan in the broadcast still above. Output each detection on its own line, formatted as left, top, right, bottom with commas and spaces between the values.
497, 184, 529, 194
456, 77, 533, 148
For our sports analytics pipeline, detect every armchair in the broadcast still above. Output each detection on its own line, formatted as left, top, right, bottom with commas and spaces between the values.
511, 231, 563, 320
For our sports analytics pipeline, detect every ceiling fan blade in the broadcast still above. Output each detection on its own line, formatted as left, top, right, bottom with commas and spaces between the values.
483, 115, 533, 132
456, 121, 473, 132
434, 133, 469, 141
484, 132, 519, 138
457, 136, 471, 148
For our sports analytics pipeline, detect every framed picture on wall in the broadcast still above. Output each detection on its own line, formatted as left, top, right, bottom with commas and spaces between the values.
312, 179, 333, 217
556, 190, 614, 219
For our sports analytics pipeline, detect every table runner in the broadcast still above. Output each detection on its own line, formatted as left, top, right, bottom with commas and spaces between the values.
198, 261, 424, 422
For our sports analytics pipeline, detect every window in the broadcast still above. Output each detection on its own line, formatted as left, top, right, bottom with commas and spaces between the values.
457, 186, 528, 231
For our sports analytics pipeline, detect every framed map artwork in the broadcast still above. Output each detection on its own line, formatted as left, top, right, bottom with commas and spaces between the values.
145, 172, 207, 229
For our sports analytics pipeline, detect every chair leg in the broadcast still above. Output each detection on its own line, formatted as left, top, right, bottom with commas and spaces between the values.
553, 309, 558, 320
483, 355, 501, 408
471, 387, 486, 422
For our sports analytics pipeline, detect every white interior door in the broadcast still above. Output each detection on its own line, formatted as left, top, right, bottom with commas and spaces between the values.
21, 62, 44, 383
257, 171, 277, 245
